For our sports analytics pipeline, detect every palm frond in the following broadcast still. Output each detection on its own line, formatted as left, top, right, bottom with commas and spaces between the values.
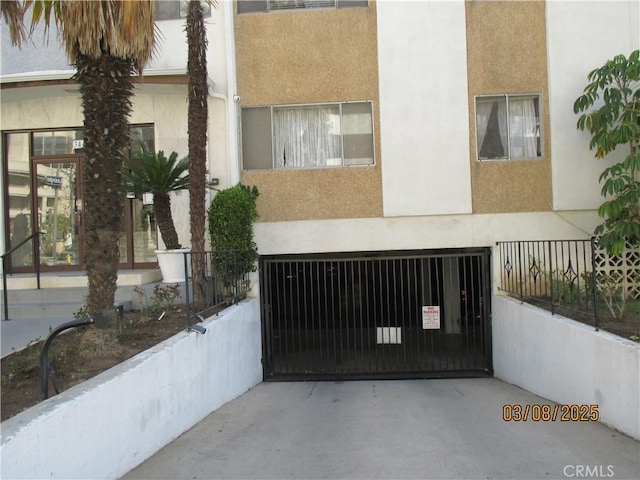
123, 150, 190, 195
0, 0, 27, 46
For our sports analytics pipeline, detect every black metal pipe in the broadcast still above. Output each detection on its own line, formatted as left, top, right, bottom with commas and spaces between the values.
40, 318, 94, 399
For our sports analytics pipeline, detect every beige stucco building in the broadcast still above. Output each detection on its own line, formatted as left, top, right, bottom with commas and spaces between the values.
1, 0, 638, 274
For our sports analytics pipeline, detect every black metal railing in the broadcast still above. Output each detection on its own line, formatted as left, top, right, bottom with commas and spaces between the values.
184, 250, 253, 324
41, 317, 94, 399
496, 239, 599, 329
1, 231, 43, 322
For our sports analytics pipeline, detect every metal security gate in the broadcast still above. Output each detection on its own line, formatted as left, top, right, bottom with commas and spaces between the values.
260, 248, 492, 380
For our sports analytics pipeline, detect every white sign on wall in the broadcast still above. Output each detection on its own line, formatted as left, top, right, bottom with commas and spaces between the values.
422, 306, 440, 330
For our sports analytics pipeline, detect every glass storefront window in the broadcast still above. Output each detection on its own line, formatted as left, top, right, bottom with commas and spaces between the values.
33, 130, 84, 156
6, 133, 34, 268
4, 125, 157, 271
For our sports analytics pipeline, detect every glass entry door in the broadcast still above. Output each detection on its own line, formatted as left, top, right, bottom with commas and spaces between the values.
35, 160, 82, 268
119, 196, 158, 268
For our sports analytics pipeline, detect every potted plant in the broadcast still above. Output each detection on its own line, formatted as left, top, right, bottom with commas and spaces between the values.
123, 150, 190, 282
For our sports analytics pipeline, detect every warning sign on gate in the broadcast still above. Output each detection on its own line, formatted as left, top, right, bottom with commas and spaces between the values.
422, 306, 440, 330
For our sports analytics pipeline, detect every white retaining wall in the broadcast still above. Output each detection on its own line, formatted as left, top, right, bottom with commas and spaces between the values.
0, 297, 263, 480
493, 295, 640, 440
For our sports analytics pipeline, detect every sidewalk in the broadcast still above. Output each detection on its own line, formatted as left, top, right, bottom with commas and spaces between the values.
1, 316, 73, 357
122, 378, 640, 480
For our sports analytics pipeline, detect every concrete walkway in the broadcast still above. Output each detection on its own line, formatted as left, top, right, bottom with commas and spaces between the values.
1, 315, 74, 357
122, 379, 640, 480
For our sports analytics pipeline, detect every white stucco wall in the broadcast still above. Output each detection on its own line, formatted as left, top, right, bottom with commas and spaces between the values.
547, 0, 640, 211
0, 298, 263, 480
0, 1, 230, 91
149, 1, 231, 94
254, 210, 600, 256
492, 295, 640, 441
377, 0, 472, 217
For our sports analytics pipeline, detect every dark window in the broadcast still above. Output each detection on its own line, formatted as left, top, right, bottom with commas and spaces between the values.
156, 0, 211, 20
238, 0, 368, 14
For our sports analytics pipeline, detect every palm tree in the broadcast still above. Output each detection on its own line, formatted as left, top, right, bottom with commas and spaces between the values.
123, 150, 190, 250
186, 0, 211, 307
2, 1, 156, 335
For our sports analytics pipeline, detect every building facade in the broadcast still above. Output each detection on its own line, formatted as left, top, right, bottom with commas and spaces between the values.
1, 0, 239, 272
1, 0, 638, 272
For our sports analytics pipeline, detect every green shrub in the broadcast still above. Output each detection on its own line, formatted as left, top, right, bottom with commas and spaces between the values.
207, 184, 259, 286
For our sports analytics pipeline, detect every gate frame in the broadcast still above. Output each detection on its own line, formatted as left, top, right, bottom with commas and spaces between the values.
259, 247, 493, 380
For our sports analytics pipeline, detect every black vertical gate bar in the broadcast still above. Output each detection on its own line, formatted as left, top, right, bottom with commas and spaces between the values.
297, 261, 302, 374
410, 258, 418, 369
315, 260, 321, 369
275, 262, 283, 373
535, 241, 542, 298
351, 261, 358, 371
590, 237, 600, 330
340, 260, 346, 373
374, 259, 381, 372
401, 259, 408, 370
433, 258, 441, 371
260, 260, 269, 376
517, 241, 523, 302
389, 259, 393, 370
545, 242, 555, 315
523, 242, 530, 298
357, 260, 362, 370
582, 240, 588, 312
322, 260, 329, 369
569, 242, 581, 308
461, 257, 469, 369
471, 256, 479, 368
319, 261, 324, 368
427, 258, 434, 370
391, 258, 398, 371
332, 259, 337, 373
365, 259, 372, 373
287, 262, 293, 373
483, 248, 492, 371
398, 258, 405, 369
295, 261, 301, 370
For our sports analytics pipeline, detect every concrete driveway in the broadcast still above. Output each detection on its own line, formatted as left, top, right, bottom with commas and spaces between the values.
122, 378, 640, 480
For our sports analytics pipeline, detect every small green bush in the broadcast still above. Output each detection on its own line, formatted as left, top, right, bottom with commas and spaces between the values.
207, 184, 259, 285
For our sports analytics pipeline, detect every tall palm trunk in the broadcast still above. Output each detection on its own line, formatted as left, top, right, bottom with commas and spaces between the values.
187, 0, 208, 308
154, 193, 181, 250
76, 53, 134, 325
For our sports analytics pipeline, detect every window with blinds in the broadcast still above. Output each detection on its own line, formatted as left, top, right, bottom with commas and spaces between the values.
237, 0, 369, 14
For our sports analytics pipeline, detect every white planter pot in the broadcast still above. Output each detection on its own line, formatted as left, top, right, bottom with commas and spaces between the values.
155, 248, 191, 283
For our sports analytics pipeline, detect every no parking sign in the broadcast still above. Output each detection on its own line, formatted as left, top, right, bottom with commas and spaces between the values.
422, 306, 440, 330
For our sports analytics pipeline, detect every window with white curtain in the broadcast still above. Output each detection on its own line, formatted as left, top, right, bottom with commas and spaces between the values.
241, 101, 374, 170
475, 94, 541, 160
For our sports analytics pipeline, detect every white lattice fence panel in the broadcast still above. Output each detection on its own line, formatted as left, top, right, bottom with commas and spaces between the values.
594, 241, 640, 299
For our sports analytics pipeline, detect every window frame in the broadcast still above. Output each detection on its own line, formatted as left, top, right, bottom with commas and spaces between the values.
474, 93, 543, 162
241, 100, 376, 171
155, 0, 212, 21
237, 0, 369, 14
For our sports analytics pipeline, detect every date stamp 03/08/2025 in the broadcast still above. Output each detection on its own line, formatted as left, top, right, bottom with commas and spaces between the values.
502, 404, 600, 422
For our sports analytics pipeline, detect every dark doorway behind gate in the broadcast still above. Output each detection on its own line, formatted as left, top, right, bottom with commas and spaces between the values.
260, 248, 492, 380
